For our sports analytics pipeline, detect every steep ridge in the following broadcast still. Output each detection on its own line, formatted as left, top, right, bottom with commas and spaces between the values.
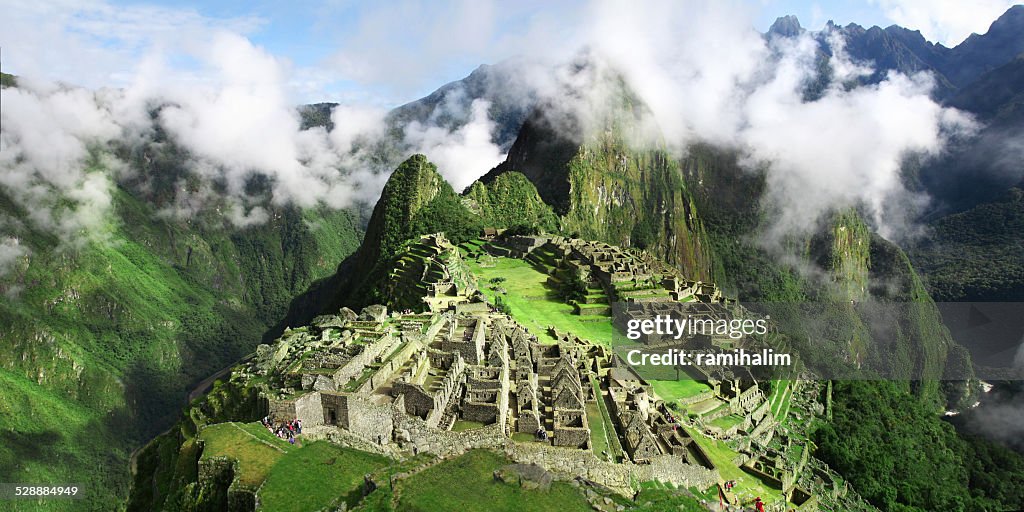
481, 78, 715, 282
940, 5, 1024, 88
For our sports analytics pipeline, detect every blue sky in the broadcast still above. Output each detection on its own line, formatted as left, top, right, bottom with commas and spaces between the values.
1, 0, 1020, 106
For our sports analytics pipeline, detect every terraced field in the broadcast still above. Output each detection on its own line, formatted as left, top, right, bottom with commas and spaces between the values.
466, 255, 615, 344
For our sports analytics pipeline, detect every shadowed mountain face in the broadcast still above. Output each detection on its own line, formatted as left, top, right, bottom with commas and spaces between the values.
477, 68, 716, 282
941, 5, 1024, 88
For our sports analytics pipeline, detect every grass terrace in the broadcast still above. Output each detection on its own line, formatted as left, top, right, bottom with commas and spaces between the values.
650, 379, 712, 403
688, 397, 728, 417
392, 449, 596, 511
632, 483, 707, 511
682, 426, 787, 507
197, 422, 296, 487
710, 414, 745, 431
768, 380, 793, 423
452, 420, 487, 431
198, 423, 393, 510
466, 255, 615, 345
588, 376, 625, 462
258, 441, 391, 512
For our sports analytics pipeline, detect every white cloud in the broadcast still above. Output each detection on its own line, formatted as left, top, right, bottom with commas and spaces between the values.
0, 0, 989, 268
404, 99, 507, 191
0, 84, 122, 240
0, 0, 263, 89
872, 0, 1020, 47
559, 1, 976, 241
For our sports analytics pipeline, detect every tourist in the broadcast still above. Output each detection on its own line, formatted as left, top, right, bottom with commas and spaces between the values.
753, 496, 765, 512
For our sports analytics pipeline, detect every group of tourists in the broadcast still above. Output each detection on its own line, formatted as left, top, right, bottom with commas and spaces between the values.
261, 416, 302, 444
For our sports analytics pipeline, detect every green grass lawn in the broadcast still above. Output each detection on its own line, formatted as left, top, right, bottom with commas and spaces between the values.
466, 256, 615, 345
452, 420, 486, 431
586, 401, 611, 459
650, 379, 712, 402
631, 487, 707, 511
258, 441, 391, 512
511, 432, 536, 443
198, 422, 296, 487
710, 414, 745, 431
394, 449, 594, 512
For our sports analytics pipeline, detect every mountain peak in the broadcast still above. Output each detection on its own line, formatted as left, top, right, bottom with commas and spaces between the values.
768, 15, 803, 37
943, 4, 1024, 87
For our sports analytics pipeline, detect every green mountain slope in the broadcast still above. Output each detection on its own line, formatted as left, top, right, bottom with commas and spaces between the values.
337, 155, 479, 306
0, 157, 362, 509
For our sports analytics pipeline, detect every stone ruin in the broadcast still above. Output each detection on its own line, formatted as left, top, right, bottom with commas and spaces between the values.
249, 302, 726, 492
236, 234, 839, 507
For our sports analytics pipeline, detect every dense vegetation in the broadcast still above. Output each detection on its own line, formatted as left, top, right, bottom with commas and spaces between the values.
464, 171, 559, 232
911, 187, 1024, 301
815, 381, 1024, 512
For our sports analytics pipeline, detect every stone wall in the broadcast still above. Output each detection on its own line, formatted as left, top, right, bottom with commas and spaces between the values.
505, 442, 634, 494
462, 402, 499, 424
346, 395, 395, 445
355, 335, 421, 395
196, 449, 257, 512
393, 381, 436, 420
394, 413, 506, 457
318, 392, 394, 444
294, 392, 324, 427
267, 398, 296, 423
321, 391, 347, 425
331, 333, 396, 387
505, 442, 718, 496
751, 398, 771, 424
678, 389, 714, 406
552, 409, 590, 448
426, 354, 466, 428
641, 454, 719, 490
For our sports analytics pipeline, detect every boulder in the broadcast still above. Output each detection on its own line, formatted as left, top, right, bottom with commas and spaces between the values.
339, 307, 358, 322
494, 463, 553, 491
359, 305, 388, 322
313, 375, 337, 392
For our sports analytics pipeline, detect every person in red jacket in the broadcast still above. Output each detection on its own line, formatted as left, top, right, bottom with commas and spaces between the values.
754, 496, 765, 512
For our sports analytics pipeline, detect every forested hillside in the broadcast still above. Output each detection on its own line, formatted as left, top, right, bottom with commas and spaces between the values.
0, 145, 363, 509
